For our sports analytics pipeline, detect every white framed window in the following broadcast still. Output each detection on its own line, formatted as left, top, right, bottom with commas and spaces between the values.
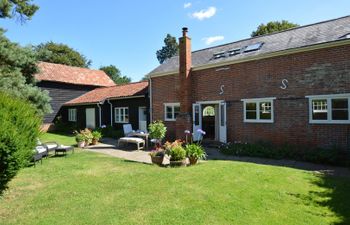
68, 108, 77, 122
114, 107, 129, 123
164, 103, 180, 121
241, 97, 275, 123
306, 93, 350, 124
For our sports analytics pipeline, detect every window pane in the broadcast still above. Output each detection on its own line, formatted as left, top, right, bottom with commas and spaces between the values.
260, 102, 271, 120
166, 106, 173, 119
174, 106, 180, 119
246, 111, 257, 119
332, 99, 348, 120
246, 102, 256, 110
220, 104, 225, 126
312, 99, 327, 120
194, 105, 199, 126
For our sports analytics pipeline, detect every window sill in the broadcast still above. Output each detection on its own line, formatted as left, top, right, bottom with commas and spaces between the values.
164, 119, 176, 122
244, 120, 274, 123
115, 121, 129, 124
309, 120, 350, 124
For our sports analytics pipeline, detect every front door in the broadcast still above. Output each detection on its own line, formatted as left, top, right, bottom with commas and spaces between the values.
192, 104, 202, 141
138, 107, 147, 132
219, 102, 227, 143
86, 108, 96, 129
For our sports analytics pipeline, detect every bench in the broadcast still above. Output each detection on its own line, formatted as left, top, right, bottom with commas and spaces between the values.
118, 137, 145, 150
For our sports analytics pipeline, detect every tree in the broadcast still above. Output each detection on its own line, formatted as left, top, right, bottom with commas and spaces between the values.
0, 29, 52, 115
251, 20, 299, 37
156, 34, 179, 64
0, 92, 41, 194
140, 74, 149, 81
35, 42, 92, 68
99, 65, 131, 84
0, 0, 39, 21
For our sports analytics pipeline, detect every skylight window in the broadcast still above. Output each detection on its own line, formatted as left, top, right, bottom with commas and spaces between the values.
213, 51, 226, 59
228, 48, 241, 56
243, 42, 264, 53
339, 33, 350, 39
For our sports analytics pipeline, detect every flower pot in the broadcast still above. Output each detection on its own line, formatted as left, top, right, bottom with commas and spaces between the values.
189, 157, 198, 165
77, 141, 85, 148
84, 140, 89, 147
151, 155, 164, 166
169, 159, 187, 167
92, 138, 98, 145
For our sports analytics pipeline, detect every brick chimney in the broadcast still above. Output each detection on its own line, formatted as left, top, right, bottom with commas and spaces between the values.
176, 27, 192, 140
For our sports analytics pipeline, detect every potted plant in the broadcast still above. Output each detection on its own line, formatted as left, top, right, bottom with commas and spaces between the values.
148, 120, 167, 148
185, 143, 206, 165
75, 133, 85, 148
149, 148, 165, 166
81, 128, 93, 147
91, 130, 102, 145
168, 145, 187, 167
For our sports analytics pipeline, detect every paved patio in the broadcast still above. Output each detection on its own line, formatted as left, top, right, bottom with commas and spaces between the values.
85, 138, 350, 177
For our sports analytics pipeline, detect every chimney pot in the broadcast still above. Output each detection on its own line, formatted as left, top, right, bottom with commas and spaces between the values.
182, 27, 188, 37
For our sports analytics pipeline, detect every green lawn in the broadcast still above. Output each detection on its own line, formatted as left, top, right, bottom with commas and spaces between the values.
0, 133, 349, 225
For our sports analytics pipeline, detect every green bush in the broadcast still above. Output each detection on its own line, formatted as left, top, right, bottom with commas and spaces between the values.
168, 145, 186, 161
185, 143, 206, 160
53, 116, 77, 134
219, 142, 350, 167
0, 92, 41, 193
97, 125, 123, 138
148, 120, 167, 141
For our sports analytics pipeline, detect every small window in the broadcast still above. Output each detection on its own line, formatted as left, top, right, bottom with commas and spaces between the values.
164, 103, 180, 121
228, 48, 241, 56
307, 94, 350, 124
213, 51, 226, 59
114, 107, 129, 123
68, 108, 77, 122
243, 42, 264, 53
203, 106, 215, 116
242, 98, 275, 123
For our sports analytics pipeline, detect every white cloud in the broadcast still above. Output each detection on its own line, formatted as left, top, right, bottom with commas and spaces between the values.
202, 36, 224, 45
191, 6, 216, 20
184, 2, 192, 8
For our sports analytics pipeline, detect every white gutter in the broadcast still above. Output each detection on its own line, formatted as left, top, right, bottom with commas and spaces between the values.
107, 99, 113, 126
97, 103, 102, 127
149, 78, 153, 123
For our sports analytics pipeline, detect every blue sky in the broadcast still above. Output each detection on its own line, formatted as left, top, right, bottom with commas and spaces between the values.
1, 0, 350, 81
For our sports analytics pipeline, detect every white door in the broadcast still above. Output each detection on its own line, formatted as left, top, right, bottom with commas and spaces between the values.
86, 108, 96, 129
138, 107, 147, 132
192, 104, 202, 141
219, 102, 227, 143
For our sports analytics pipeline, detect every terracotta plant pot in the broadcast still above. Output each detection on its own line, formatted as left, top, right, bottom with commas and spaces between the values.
151, 155, 164, 166
84, 140, 89, 147
169, 159, 187, 167
92, 139, 98, 145
189, 157, 198, 165
77, 141, 85, 148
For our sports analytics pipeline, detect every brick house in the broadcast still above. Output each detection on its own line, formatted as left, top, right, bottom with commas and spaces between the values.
148, 16, 350, 150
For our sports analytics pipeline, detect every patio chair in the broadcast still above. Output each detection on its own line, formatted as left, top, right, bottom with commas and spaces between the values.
37, 139, 59, 157
123, 124, 135, 137
32, 145, 47, 166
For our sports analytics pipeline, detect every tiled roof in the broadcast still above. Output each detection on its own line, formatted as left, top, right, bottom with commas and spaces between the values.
36, 62, 115, 87
149, 15, 350, 76
64, 81, 148, 105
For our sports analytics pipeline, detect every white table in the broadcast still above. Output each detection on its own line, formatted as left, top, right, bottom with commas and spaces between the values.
130, 132, 149, 149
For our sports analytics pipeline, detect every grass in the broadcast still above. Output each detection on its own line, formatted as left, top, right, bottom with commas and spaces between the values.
0, 133, 349, 225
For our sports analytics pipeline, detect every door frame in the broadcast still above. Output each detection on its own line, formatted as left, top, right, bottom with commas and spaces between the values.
193, 100, 227, 143
85, 108, 96, 129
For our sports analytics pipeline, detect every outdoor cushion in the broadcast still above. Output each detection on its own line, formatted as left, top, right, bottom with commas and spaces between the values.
45, 144, 58, 150
119, 137, 144, 143
35, 146, 47, 154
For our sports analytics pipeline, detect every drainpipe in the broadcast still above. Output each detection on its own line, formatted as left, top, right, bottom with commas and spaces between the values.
107, 99, 113, 126
149, 78, 153, 123
97, 103, 102, 128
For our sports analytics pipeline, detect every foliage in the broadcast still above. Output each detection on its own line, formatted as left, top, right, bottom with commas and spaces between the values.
251, 20, 299, 37
0, 29, 52, 115
164, 140, 183, 151
156, 34, 179, 64
219, 142, 350, 167
75, 133, 85, 143
80, 128, 93, 142
148, 120, 167, 140
96, 125, 123, 138
35, 41, 91, 68
168, 145, 186, 161
99, 65, 130, 84
149, 149, 165, 157
185, 143, 206, 160
53, 116, 78, 134
92, 130, 102, 140
0, 92, 41, 193
0, 0, 39, 21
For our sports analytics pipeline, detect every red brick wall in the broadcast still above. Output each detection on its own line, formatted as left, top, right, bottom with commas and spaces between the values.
151, 45, 350, 149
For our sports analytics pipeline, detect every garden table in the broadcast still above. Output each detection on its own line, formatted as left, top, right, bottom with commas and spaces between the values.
130, 132, 149, 149
55, 145, 74, 157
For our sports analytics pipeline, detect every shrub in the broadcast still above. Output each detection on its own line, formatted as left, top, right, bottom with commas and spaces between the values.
219, 142, 350, 167
75, 133, 85, 143
92, 130, 102, 140
97, 125, 123, 138
0, 92, 41, 193
168, 145, 186, 161
185, 143, 206, 160
149, 120, 167, 141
